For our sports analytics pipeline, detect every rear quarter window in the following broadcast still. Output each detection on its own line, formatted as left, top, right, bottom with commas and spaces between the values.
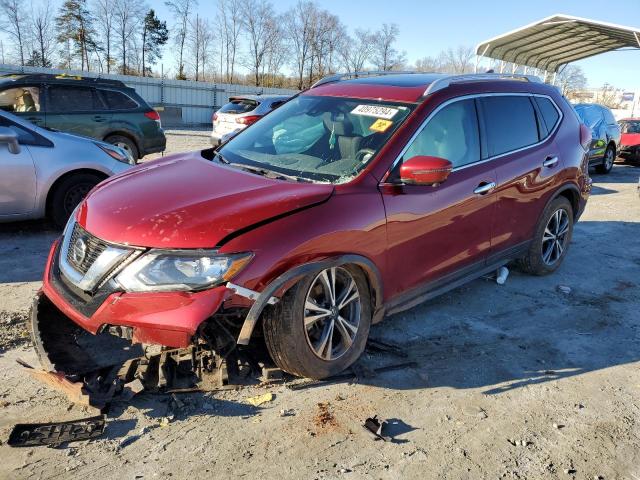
481, 96, 539, 157
534, 97, 561, 133
100, 89, 138, 110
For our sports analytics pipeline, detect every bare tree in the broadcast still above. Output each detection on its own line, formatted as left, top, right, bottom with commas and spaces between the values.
113, 0, 144, 74
263, 15, 288, 87
240, 0, 279, 86
556, 65, 587, 99
216, 0, 242, 83
0, 0, 28, 65
93, 0, 116, 73
415, 55, 442, 72
188, 13, 208, 80
308, 9, 343, 85
286, 0, 315, 89
339, 28, 373, 74
166, 0, 197, 80
440, 45, 475, 73
372, 23, 405, 71
597, 83, 620, 109
29, 0, 56, 67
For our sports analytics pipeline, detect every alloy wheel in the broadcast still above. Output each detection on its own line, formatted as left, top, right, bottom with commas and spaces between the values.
303, 267, 361, 361
542, 208, 570, 266
604, 148, 614, 170
115, 141, 133, 158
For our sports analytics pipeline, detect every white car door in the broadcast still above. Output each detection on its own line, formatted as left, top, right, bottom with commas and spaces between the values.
0, 121, 36, 216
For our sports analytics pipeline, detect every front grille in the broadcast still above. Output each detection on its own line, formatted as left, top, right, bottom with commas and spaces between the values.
66, 223, 110, 274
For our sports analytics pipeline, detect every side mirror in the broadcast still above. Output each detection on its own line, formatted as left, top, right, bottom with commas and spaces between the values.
0, 127, 20, 154
400, 155, 453, 186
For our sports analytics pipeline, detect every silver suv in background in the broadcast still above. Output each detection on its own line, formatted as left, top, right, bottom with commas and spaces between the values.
573, 103, 621, 174
211, 94, 291, 145
0, 110, 133, 228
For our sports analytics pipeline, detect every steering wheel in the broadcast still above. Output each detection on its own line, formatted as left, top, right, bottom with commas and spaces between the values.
355, 148, 376, 163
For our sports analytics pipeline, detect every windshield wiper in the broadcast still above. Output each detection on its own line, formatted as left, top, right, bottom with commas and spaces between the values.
213, 150, 230, 164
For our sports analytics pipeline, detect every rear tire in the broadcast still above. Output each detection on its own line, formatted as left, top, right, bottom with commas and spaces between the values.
595, 144, 615, 174
49, 173, 103, 229
263, 265, 371, 379
105, 134, 139, 160
519, 196, 573, 276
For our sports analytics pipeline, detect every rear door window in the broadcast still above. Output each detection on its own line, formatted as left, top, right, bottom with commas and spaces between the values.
99, 89, 138, 110
47, 86, 97, 112
219, 98, 259, 114
481, 96, 539, 157
401, 98, 481, 169
534, 97, 561, 133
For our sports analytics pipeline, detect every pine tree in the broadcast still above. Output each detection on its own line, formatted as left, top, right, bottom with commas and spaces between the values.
141, 9, 169, 77
55, 0, 98, 71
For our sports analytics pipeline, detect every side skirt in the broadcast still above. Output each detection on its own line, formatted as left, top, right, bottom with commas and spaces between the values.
384, 241, 530, 317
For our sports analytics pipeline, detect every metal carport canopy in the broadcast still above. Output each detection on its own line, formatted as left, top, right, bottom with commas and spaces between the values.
475, 14, 640, 73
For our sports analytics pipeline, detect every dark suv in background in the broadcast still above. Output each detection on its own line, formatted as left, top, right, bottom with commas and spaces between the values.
573, 103, 621, 174
0, 73, 165, 160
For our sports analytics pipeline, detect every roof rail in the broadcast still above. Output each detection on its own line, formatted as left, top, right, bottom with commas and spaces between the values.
311, 70, 422, 88
423, 73, 542, 97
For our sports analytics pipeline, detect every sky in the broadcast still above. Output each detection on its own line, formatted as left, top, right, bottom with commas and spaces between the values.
151, 0, 640, 90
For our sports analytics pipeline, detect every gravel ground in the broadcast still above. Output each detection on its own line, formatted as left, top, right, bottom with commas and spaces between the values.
0, 132, 639, 479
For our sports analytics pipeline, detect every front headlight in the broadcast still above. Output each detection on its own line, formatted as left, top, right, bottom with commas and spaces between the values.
96, 142, 134, 165
115, 250, 252, 292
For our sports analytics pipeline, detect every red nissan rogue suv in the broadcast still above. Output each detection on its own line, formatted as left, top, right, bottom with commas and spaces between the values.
33, 73, 592, 379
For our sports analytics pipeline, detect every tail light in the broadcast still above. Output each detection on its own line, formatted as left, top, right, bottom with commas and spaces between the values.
144, 110, 160, 121
212, 112, 219, 123
579, 124, 592, 151
236, 115, 262, 126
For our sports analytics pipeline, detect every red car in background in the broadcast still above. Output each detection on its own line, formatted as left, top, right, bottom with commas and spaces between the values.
32, 72, 591, 380
619, 118, 640, 162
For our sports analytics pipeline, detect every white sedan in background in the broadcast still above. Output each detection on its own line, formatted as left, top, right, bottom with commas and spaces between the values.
211, 94, 291, 145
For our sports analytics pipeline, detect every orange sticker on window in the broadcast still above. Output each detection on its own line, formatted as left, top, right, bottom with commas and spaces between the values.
370, 119, 393, 133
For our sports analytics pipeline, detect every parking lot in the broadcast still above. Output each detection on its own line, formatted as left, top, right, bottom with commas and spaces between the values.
0, 129, 638, 479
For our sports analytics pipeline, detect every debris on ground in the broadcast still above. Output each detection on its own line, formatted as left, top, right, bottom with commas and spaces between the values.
279, 408, 295, 417
366, 339, 408, 358
246, 392, 274, 407
496, 266, 509, 285
7, 415, 106, 447
557, 285, 572, 294
363, 415, 391, 442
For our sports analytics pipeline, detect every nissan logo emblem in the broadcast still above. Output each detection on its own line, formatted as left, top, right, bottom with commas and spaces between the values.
72, 237, 87, 265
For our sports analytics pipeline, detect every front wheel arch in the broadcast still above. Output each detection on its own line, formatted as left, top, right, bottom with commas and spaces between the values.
46, 169, 108, 226
236, 254, 385, 346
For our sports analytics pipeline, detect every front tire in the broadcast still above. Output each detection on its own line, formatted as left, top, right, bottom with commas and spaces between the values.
595, 144, 615, 174
519, 196, 573, 276
49, 173, 103, 229
263, 265, 371, 379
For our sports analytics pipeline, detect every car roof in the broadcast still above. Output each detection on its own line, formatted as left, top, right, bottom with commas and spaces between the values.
305, 73, 555, 103
0, 73, 126, 88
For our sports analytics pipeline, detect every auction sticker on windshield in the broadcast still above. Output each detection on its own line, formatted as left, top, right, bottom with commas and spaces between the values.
351, 104, 399, 120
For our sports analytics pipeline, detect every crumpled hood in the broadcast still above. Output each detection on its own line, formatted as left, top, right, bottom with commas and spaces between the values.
621, 133, 640, 147
77, 152, 334, 248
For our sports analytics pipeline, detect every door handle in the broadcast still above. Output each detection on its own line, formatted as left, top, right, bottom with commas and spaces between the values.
543, 156, 559, 168
473, 181, 496, 195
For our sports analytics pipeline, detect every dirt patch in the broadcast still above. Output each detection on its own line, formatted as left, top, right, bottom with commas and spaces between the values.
0, 311, 30, 351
